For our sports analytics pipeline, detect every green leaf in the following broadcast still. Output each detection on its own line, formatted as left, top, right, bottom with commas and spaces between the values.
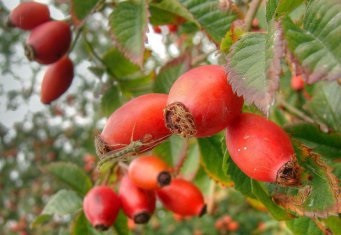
113, 211, 130, 235
198, 136, 232, 186
306, 81, 341, 132
120, 73, 154, 97
276, 0, 304, 16
109, 1, 148, 66
152, 135, 186, 167
286, 123, 341, 159
101, 84, 122, 117
251, 181, 292, 220
71, 0, 100, 20
226, 24, 283, 114
31, 214, 52, 228
153, 55, 190, 93
150, 0, 199, 26
324, 216, 341, 235
102, 48, 140, 78
44, 162, 92, 196
286, 217, 323, 235
225, 155, 255, 198
149, 6, 179, 25
266, 0, 304, 22
43, 190, 82, 216
71, 212, 105, 235
266, 0, 279, 22
282, 0, 341, 83
179, 0, 236, 43
272, 143, 341, 218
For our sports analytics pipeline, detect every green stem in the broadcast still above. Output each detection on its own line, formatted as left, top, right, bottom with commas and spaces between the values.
277, 96, 329, 132
83, 31, 107, 66
244, 0, 263, 31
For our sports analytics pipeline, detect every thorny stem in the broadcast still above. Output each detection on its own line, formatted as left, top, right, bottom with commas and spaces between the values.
244, 0, 263, 31
277, 96, 329, 133
173, 139, 189, 176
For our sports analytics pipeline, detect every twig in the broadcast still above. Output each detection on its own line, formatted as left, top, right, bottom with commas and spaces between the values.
68, 25, 85, 54
244, 0, 263, 31
277, 96, 329, 132
83, 31, 107, 66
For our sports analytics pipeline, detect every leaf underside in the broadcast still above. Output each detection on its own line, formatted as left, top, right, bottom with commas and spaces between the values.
179, 0, 236, 43
282, 0, 341, 83
109, 0, 149, 66
226, 21, 283, 115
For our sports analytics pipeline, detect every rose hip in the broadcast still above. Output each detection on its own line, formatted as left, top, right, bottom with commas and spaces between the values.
225, 113, 300, 186
165, 65, 243, 138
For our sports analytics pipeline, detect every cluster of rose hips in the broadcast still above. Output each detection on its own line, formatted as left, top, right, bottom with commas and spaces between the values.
83, 155, 206, 230
8, 2, 74, 104
97, 64, 300, 186
89, 64, 301, 230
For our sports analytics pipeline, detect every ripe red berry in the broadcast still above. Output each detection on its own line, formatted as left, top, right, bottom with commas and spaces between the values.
165, 65, 244, 138
153, 25, 162, 34
25, 21, 71, 64
225, 113, 300, 186
167, 24, 178, 33
40, 56, 74, 104
156, 178, 206, 217
128, 155, 171, 190
119, 175, 156, 224
291, 75, 305, 91
7, 2, 50, 30
96, 93, 171, 156
83, 186, 121, 231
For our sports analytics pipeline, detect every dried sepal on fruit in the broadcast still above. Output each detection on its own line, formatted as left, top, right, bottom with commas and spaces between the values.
165, 65, 243, 138
95, 93, 171, 157
25, 21, 71, 65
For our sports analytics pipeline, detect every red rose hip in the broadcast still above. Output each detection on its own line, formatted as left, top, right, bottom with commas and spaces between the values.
83, 186, 121, 231
25, 21, 72, 64
7, 2, 50, 30
156, 178, 206, 217
96, 93, 171, 156
291, 75, 305, 91
165, 65, 243, 138
40, 56, 74, 104
128, 155, 171, 190
225, 113, 300, 186
119, 175, 156, 224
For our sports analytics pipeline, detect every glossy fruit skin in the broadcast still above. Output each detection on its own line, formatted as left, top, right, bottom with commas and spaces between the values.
119, 175, 156, 224
156, 178, 206, 217
25, 21, 71, 64
40, 56, 74, 104
128, 155, 171, 190
291, 75, 305, 91
83, 186, 121, 231
165, 65, 243, 138
225, 113, 298, 185
97, 94, 171, 155
8, 2, 50, 30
